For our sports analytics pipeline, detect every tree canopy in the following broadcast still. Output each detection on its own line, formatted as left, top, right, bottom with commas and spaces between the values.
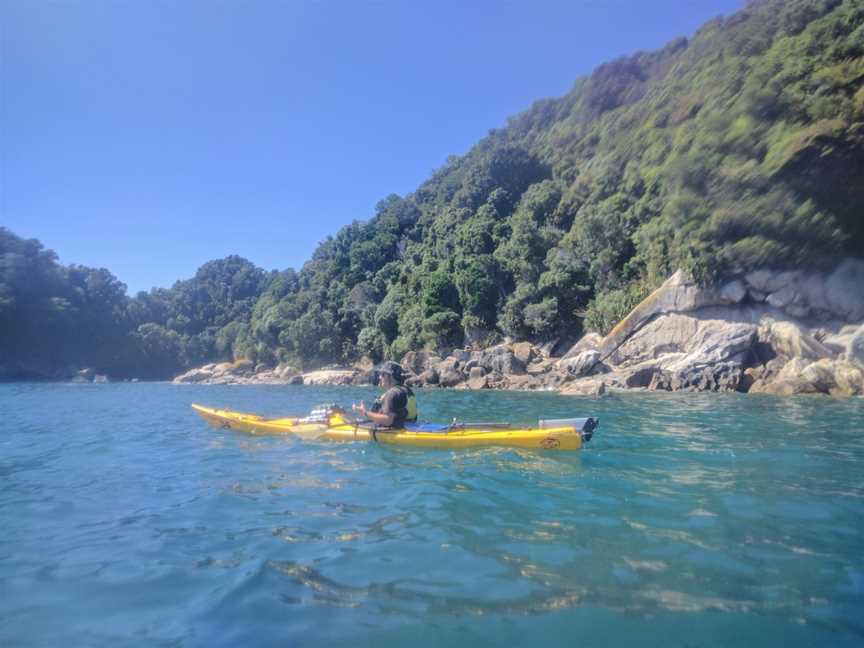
3, 0, 862, 379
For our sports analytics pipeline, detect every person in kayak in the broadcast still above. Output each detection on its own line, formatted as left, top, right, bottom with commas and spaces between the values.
352, 361, 418, 428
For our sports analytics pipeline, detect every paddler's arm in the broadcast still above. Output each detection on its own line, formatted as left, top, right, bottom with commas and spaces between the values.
353, 401, 394, 426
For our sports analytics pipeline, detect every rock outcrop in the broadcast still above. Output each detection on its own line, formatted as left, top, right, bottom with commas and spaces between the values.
173, 361, 368, 386
399, 343, 545, 391
172, 260, 864, 396
594, 271, 749, 368
557, 261, 864, 397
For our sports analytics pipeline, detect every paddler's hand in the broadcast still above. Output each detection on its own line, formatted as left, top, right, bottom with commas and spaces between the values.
352, 401, 367, 416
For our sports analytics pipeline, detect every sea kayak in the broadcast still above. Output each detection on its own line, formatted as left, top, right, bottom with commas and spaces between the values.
191, 403, 598, 450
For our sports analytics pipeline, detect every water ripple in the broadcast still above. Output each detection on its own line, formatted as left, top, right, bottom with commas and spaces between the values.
1, 384, 863, 646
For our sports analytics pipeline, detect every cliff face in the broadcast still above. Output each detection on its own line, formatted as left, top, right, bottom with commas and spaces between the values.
559, 260, 864, 396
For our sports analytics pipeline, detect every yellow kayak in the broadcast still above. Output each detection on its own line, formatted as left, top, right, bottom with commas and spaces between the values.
192, 403, 598, 451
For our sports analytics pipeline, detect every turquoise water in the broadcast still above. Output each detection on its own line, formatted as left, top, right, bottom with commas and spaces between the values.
1, 383, 863, 647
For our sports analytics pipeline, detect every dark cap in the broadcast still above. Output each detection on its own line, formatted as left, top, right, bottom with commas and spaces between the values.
377, 361, 404, 383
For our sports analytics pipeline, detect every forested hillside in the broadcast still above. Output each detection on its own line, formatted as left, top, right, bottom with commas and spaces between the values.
2, 0, 862, 379
0, 228, 269, 378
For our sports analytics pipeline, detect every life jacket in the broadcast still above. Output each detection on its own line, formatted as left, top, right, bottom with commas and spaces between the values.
405, 386, 418, 422
374, 385, 418, 428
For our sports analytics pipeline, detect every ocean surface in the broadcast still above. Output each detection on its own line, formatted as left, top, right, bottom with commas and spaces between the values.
1, 383, 863, 647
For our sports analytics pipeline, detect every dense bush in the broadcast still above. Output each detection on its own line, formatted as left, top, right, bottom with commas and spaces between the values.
3, 0, 863, 379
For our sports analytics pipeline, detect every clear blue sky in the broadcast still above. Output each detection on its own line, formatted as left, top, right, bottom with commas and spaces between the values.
2, 0, 743, 295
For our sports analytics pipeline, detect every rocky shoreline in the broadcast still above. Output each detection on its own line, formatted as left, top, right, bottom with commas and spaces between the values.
173, 261, 864, 398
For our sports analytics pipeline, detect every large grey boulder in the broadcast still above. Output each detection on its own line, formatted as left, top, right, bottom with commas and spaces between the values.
748, 357, 863, 396
173, 366, 216, 383
302, 369, 358, 385
351, 370, 378, 386
559, 333, 602, 362
400, 351, 439, 375
648, 361, 745, 392
756, 319, 833, 361
537, 339, 560, 359
823, 259, 864, 322
526, 358, 555, 375
559, 350, 602, 377
800, 359, 837, 393
575, 305, 760, 393
560, 378, 607, 396
775, 357, 809, 382
232, 359, 255, 375
436, 358, 463, 387
821, 324, 860, 355
766, 285, 798, 311
210, 362, 235, 377
608, 308, 757, 372
748, 288, 768, 303
420, 367, 440, 385
580, 359, 660, 390
763, 283, 812, 320
478, 344, 526, 375
554, 262, 863, 397
597, 271, 747, 363
719, 279, 747, 304
745, 269, 804, 294
449, 348, 472, 363
744, 259, 864, 322
848, 324, 864, 370
511, 341, 536, 366
748, 357, 812, 395
833, 360, 864, 396
467, 373, 488, 390
276, 364, 300, 380
468, 365, 486, 379
505, 374, 541, 390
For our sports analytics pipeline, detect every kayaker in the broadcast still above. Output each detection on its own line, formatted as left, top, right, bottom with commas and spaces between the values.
353, 361, 418, 428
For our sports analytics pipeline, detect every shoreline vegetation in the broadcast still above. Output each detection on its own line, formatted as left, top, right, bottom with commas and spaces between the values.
3, 0, 864, 396
171, 261, 864, 397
